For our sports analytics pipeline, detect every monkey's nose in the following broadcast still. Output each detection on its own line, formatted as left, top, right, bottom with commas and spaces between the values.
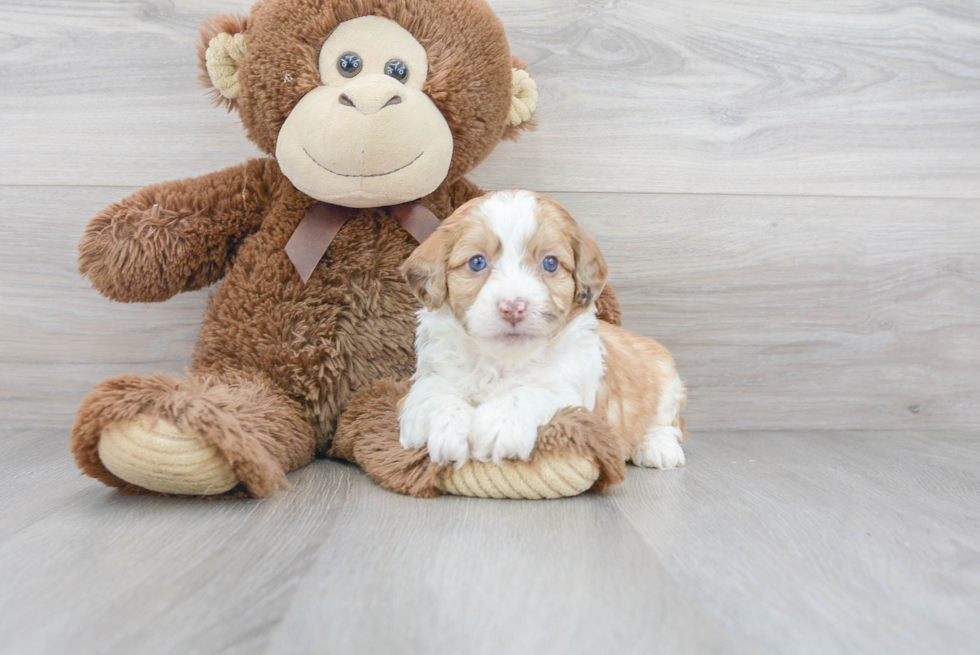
338, 90, 403, 115
498, 298, 528, 326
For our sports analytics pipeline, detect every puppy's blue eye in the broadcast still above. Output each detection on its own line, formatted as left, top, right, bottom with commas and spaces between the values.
469, 255, 487, 272
542, 256, 559, 273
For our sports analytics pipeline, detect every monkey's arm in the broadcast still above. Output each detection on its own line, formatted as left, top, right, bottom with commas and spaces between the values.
79, 158, 281, 303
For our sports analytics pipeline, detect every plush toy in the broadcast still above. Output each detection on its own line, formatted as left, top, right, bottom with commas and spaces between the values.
71, 0, 625, 499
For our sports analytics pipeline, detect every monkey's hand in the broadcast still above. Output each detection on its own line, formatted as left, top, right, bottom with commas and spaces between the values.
79, 158, 280, 303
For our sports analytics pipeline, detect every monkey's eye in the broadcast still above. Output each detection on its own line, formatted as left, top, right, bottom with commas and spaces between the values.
338, 52, 362, 77
384, 59, 408, 82
468, 255, 487, 272
542, 256, 559, 273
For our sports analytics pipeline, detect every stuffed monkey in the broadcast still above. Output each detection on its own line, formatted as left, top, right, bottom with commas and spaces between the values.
72, 0, 624, 498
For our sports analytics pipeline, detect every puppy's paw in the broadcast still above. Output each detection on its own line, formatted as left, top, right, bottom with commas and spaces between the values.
632, 426, 686, 469
398, 403, 429, 450
427, 403, 475, 466
470, 401, 539, 465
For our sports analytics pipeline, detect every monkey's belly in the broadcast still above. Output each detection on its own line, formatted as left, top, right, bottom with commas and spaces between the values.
192, 212, 421, 450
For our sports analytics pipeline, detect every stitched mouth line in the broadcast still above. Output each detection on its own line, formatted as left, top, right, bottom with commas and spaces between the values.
303, 147, 424, 178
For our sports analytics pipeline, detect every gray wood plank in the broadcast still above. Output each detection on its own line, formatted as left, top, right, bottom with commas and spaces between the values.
0, 432, 357, 655
3, 185, 977, 432
610, 431, 980, 654
0, 0, 264, 186
263, 473, 731, 655
1, 0, 979, 197
1, 429, 977, 655
0, 427, 95, 542
560, 192, 980, 432
2, 1, 978, 653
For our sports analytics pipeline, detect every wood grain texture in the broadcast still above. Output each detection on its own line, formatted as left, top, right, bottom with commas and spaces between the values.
2, 0, 977, 430
563, 192, 980, 432
2, 185, 977, 431
1, 1, 978, 653
0, 428, 977, 655
1, 0, 979, 196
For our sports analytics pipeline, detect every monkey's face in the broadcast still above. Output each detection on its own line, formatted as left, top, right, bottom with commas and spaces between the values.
275, 16, 453, 208
200, 0, 537, 208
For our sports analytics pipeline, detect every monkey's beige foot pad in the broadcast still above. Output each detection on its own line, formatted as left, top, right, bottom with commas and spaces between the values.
98, 414, 239, 495
333, 378, 630, 499
437, 454, 600, 499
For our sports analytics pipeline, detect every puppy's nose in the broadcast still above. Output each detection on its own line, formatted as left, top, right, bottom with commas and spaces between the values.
498, 298, 528, 326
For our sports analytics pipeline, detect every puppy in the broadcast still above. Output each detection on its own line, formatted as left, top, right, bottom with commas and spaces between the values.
398, 190, 686, 469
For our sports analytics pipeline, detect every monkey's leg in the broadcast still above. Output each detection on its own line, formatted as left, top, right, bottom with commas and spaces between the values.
71, 369, 314, 498
333, 380, 632, 499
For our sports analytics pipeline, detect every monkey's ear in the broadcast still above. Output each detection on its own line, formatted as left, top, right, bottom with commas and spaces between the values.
503, 56, 538, 141
573, 228, 609, 309
401, 229, 450, 311
198, 14, 248, 110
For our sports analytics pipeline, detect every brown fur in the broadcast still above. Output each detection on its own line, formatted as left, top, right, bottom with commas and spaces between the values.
72, 370, 313, 497
525, 215, 576, 314
73, 0, 622, 497
535, 408, 630, 493
522, 193, 608, 309
441, 212, 501, 319
78, 158, 282, 303
199, 0, 520, 180
528, 193, 609, 312
595, 322, 686, 446
594, 284, 621, 326
400, 204, 472, 311
330, 378, 443, 497
332, 380, 630, 497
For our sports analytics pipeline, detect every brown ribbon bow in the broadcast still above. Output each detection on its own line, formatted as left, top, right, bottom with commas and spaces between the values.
285, 201, 442, 283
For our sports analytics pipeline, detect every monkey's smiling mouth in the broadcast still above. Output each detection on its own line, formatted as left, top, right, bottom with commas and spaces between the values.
303, 147, 424, 178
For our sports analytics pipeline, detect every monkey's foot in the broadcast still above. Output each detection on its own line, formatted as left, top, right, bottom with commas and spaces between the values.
72, 372, 314, 497
99, 414, 240, 495
437, 453, 600, 499
334, 380, 632, 499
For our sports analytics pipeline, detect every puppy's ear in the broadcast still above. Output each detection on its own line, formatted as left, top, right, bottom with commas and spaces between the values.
573, 228, 609, 308
402, 229, 449, 311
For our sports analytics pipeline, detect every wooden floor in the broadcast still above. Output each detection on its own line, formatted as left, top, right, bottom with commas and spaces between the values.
0, 428, 977, 654
1, 0, 979, 653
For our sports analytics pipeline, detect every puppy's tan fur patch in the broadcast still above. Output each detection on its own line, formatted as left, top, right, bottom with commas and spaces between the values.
595, 323, 687, 449
444, 213, 499, 320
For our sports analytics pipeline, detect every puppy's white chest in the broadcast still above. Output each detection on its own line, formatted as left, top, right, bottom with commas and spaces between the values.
461, 358, 552, 405
464, 326, 605, 410
415, 307, 607, 411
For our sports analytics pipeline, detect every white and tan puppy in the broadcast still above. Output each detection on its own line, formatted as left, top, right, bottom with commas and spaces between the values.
398, 190, 687, 468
